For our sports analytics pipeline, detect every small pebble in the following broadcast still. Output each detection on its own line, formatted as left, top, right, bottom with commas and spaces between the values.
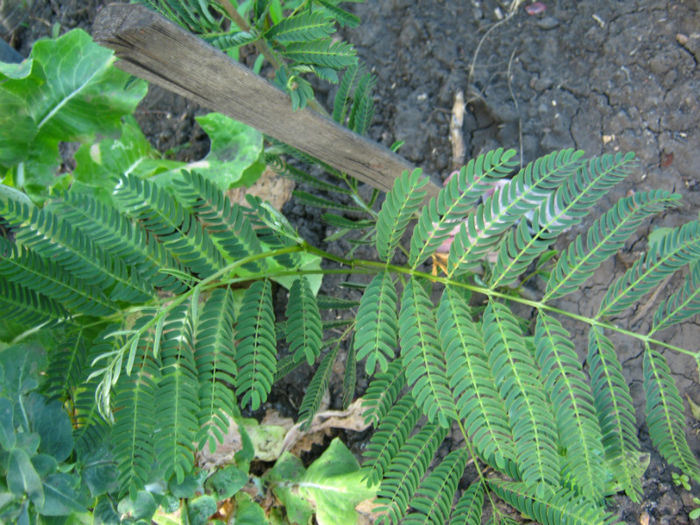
537, 16, 560, 30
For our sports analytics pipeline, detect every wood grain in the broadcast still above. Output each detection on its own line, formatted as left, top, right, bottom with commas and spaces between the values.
93, 3, 440, 197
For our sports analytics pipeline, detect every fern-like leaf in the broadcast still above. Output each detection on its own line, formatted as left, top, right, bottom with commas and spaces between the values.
362, 395, 421, 486
544, 190, 681, 300
315, 0, 360, 27
265, 11, 335, 43
652, 261, 700, 333
643, 346, 700, 482
0, 276, 66, 325
484, 301, 560, 487
347, 72, 376, 135
362, 359, 407, 426
298, 345, 338, 429
113, 173, 225, 278
54, 191, 188, 292
333, 64, 361, 124
283, 40, 357, 69
376, 423, 448, 525
490, 150, 635, 287
598, 221, 700, 318
0, 238, 116, 317
487, 480, 616, 525
354, 271, 398, 374
409, 148, 518, 268
399, 278, 457, 428
447, 149, 586, 276
156, 302, 199, 484
534, 313, 605, 502
286, 277, 323, 365
174, 171, 263, 271
1, 197, 153, 303
376, 169, 428, 262
195, 287, 237, 452
113, 332, 159, 499
403, 448, 468, 525
450, 481, 484, 525
587, 326, 643, 501
235, 279, 277, 410
438, 286, 516, 469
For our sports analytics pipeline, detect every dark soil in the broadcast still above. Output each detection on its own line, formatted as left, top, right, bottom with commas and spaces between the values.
4, 1, 700, 523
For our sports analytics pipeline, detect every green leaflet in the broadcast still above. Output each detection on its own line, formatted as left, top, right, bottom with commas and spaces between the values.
298, 345, 338, 429
652, 261, 700, 333
487, 480, 616, 525
598, 221, 700, 319
450, 481, 484, 525
236, 280, 277, 411
447, 149, 587, 276
156, 302, 199, 484
354, 271, 398, 375
403, 448, 468, 524
399, 278, 457, 428
375, 423, 448, 525
438, 286, 516, 469
643, 346, 700, 482
286, 277, 323, 366
362, 360, 407, 427
362, 395, 420, 486
195, 287, 237, 453
0, 29, 147, 203
490, 149, 635, 287
410, 148, 518, 268
587, 327, 643, 501
484, 302, 560, 488
376, 169, 428, 262
534, 313, 605, 503
545, 189, 681, 300
265, 11, 335, 43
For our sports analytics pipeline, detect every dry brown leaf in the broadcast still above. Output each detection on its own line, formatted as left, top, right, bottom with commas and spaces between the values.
227, 165, 294, 211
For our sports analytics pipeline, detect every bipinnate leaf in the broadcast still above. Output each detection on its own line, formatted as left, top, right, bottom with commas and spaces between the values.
376, 169, 428, 262
588, 327, 642, 501
487, 480, 615, 525
450, 481, 484, 525
438, 286, 516, 469
484, 301, 559, 487
195, 287, 237, 452
545, 190, 681, 300
236, 280, 277, 410
354, 271, 398, 374
376, 423, 448, 524
399, 278, 457, 428
156, 302, 199, 484
643, 346, 700, 482
534, 313, 605, 503
409, 148, 518, 268
286, 276, 323, 365
403, 448, 468, 524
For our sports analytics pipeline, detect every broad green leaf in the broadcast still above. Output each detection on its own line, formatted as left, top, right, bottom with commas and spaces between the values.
187, 495, 217, 525
31, 454, 58, 478
80, 442, 119, 498
25, 392, 73, 462
153, 113, 264, 191
0, 29, 147, 202
232, 492, 269, 524
207, 465, 248, 499
117, 490, 157, 521
0, 397, 15, 450
72, 116, 180, 203
267, 452, 313, 525
7, 448, 44, 508
39, 472, 86, 516
0, 344, 46, 399
299, 438, 378, 525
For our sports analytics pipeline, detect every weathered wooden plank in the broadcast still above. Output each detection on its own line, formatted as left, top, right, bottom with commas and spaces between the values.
93, 3, 440, 197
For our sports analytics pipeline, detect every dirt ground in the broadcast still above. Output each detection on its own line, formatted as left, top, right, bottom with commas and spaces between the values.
4, 1, 700, 523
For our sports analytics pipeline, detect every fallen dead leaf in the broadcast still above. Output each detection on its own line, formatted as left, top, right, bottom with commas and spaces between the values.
227, 165, 294, 211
